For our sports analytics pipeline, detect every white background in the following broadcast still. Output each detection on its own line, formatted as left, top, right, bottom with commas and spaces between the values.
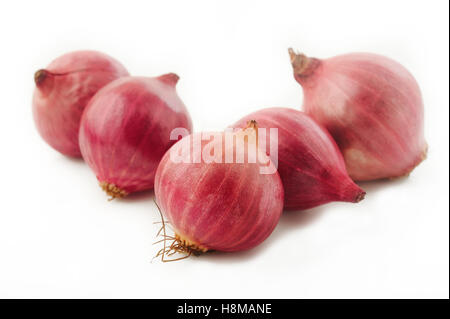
0, 0, 448, 298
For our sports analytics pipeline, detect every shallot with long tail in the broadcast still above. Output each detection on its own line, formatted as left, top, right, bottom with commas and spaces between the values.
233, 107, 365, 210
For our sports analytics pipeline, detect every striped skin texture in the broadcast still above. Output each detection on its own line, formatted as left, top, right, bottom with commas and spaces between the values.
79, 75, 192, 195
233, 108, 365, 210
154, 131, 284, 252
291, 52, 427, 181
32, 51, 129, 157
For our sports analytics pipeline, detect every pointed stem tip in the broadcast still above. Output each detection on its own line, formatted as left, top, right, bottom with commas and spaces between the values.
244, 120, 259, 147
34, 69, 49, 86
288, 48, 297, 63
158, 73, 180, 86
288, 48, 310, 75
355, 191, 366, 203
246, 120, 258, 131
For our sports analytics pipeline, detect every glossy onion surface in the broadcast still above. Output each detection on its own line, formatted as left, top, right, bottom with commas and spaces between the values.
79, 74, 192, 198
233, 107, 365, 210
154, 126, 284, 253
32, 51, 129, 157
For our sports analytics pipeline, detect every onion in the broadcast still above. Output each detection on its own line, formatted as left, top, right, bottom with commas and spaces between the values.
289, 49, 427, 181
154, 122, 284, 256
232, 107, 365, 210
32, 51, 129, 157
79, 74, 192, 198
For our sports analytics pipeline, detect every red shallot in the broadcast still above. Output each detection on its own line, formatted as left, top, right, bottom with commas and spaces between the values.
154, 122, 284, 256
32, 51, 129, 157
79, 74, 192, 198
233, 107, 365, 210
289, 49, 427, 181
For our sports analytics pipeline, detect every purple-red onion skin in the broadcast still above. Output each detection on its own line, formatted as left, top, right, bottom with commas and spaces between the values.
291, 51, 427, 181
233, 108, 365, 210
32, 51, 129, 157
154, 131, 284, 252
79, 75, 192, 195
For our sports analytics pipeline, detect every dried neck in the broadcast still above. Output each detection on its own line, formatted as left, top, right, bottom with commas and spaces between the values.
34, 69, 49, 86
288, 48, 321, 83
157, 73, 180, 86
239, 120, 259, 148
34, 69, 55, 95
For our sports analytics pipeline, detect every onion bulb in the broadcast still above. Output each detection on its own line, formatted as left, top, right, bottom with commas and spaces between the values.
289, 49, 427, 181
32, 51, 129, 157
79, 74, 192, 198
154, 122, 284, 256
233, 107, 365, 210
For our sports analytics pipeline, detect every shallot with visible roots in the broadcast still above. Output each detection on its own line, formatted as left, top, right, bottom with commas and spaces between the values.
232, 107, 365, 210
32, 51, 129, 157
79, 74, 192, 199
289, 49, 427, 181
154, 122, 284, 260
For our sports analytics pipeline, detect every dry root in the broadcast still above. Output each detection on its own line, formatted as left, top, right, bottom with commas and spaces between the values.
99, 182, 128, 201
153, 200, 207, 262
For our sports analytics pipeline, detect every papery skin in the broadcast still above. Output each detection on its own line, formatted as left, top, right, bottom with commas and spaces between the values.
154, 130, 284, 252
79, 74, 192, 197
233, 107, 365, 210
32, 51, 129, 157
290, 50, 427, 181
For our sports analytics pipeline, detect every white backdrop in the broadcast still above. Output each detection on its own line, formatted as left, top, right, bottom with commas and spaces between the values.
0, 0, 448, 298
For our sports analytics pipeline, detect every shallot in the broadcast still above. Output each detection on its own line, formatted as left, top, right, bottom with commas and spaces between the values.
154, 122, 284, 256
232, 107, 365, 210
32, 51, 129, 157
289, 49, 427, 181
79, 74, 192, 198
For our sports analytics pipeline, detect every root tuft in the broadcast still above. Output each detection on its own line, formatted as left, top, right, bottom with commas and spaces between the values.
153, 200, 207, 262
99, 182, 128, 200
